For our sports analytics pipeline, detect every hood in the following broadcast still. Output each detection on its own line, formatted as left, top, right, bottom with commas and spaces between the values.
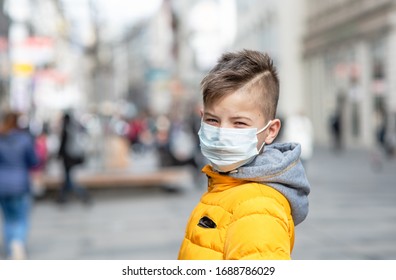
228, 142, 310, 225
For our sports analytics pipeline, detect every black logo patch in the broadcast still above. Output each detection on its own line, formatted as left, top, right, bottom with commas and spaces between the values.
198, 216, 217, 228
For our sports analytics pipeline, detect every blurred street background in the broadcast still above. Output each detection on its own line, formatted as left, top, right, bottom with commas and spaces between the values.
1, 0, 396, 259
25, 145, 396, 260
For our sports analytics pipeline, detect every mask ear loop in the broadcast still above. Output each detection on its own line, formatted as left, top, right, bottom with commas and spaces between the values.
256, 120, 272, 135
256, 120, 272, 153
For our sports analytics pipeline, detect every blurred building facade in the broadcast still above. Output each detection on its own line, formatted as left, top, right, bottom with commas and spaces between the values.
304, 0, 396, 148
0, 0, 308, 127
233, 0, 307, 120
95, 0, 178, 117
3, 0, 395, 152
172, 0, 308, 120
1, 0, 96, 122
171, 0, 239, 110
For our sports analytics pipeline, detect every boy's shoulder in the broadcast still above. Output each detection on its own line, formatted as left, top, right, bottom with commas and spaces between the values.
204, 180, 289, 210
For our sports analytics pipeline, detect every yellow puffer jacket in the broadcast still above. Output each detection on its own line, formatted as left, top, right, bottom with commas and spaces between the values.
178, 165, 294, 260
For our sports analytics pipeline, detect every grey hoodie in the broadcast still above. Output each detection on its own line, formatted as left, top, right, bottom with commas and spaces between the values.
228, 142, 310, 225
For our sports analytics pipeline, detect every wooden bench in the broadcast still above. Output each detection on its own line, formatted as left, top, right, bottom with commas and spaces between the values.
43, 167, 192, 191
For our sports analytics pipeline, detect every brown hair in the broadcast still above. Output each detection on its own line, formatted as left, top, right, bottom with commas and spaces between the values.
201, 49, 279, 120
0, 110, 19, 133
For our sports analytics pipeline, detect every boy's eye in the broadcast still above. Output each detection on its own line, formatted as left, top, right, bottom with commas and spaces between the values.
234, 121, 248, 127
205, 118, 218, 124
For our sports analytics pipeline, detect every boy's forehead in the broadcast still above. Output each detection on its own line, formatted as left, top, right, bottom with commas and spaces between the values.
204, 90, 266, 117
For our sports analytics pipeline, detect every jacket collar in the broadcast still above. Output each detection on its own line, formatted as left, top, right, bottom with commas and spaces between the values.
202, 165, 248, 192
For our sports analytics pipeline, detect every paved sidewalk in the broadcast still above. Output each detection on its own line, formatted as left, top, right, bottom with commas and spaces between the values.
292, 146, 396, 259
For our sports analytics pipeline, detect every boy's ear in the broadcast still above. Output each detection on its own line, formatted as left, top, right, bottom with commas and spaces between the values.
200, 110, 204, 118
265, 119, 281, 144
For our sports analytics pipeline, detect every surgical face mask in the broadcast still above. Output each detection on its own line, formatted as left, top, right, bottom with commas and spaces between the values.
198, 120, 272, 173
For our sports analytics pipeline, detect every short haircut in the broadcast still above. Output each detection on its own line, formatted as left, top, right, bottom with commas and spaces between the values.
201, 49, 279, 120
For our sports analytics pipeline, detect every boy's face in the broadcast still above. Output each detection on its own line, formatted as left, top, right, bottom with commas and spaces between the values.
202, 90, 280, 150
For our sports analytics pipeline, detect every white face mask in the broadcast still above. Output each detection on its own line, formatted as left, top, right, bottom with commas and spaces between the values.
198, 120, 272, 173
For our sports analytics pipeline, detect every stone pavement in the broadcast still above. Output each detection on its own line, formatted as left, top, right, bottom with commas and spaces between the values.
1, 145, 396, 260
292, 146, 396, 260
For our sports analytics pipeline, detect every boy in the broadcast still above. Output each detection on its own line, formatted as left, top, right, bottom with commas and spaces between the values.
178, 49, 310, 260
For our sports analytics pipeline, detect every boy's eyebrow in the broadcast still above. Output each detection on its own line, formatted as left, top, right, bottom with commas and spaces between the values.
203, 111, 253, 122
230, 115, 253, 121
203, 112, 217, 117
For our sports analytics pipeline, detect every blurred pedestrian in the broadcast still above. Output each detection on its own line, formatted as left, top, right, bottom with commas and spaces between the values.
186, 101, 208, 188
178, 50, 310, 260
168, 112, 197, 167
282, 111, 314, 169
376, 113, 396, 158
57, 111, 90, 204
329, 109, 342, 152
0, 111, 39, 259
127, 111, 147, 152
156, 111, 198, 169
30, 122, 49, 198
